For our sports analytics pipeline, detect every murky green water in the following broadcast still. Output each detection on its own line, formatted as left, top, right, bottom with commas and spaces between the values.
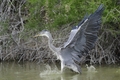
0, 62, 120, 80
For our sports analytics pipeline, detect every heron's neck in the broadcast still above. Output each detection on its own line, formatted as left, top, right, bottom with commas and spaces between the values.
47, 34, 57, 53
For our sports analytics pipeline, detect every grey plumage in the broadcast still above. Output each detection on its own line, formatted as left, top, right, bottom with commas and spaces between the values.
34, 4, 104, 73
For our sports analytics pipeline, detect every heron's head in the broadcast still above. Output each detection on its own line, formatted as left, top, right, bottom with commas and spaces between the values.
34, 30, 50, 38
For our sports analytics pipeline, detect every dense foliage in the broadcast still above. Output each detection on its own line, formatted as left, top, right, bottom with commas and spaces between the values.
26, 0, 120, 30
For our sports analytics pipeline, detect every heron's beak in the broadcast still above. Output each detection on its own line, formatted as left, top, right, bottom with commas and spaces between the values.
33, 34, 41, 37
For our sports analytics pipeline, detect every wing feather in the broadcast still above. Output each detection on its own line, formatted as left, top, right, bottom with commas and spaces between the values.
61, 4, 104, 63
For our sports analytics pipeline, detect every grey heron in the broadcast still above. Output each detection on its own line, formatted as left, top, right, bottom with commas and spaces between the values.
34, 4, 104, 74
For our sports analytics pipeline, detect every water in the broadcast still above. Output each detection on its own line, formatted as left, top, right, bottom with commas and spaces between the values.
0, 62, 120, 80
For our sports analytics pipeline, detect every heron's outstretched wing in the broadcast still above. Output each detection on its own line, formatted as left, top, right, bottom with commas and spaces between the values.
64, 14, 89, 48
61, 4, 104, 63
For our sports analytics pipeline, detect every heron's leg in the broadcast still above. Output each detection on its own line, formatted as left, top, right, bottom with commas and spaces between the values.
61, 62, 64, 73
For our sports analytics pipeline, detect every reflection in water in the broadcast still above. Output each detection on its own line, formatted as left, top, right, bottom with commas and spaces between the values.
116, 68, 120, 73
40, 64, 61, 76
86, 70, 97, 80
39, 66, 80, 80
39, 64, 81, 80
0, 62, 120, 80
39, 65, 97, 80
